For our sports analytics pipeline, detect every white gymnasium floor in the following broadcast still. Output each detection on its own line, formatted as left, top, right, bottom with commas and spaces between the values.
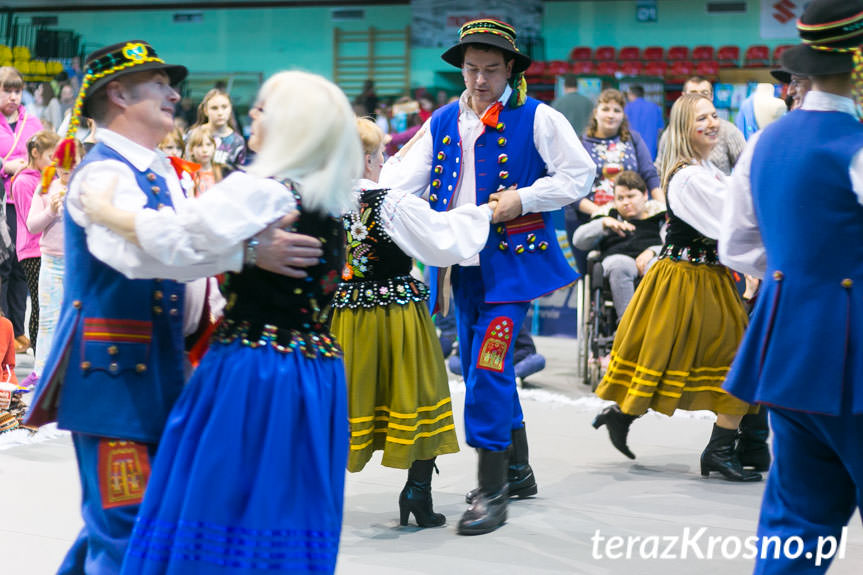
2, 337, 861, 574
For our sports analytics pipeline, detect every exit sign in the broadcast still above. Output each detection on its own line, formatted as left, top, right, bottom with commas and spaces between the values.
637, 0, 658, 22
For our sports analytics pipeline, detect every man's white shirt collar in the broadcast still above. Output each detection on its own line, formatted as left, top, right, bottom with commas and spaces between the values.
801, 91, 857, 117
97, 128, 160, 172
459, 84, 513, 117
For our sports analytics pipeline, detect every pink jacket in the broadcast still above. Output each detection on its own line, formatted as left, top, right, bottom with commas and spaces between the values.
10, 167, 42, 260
26, 178, 64, 258
0, 106, 43, 202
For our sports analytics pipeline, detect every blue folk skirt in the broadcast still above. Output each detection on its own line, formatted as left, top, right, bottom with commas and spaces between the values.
121, 340, 349, 574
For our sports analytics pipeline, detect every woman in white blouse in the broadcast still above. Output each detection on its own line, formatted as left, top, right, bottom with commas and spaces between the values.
331, 118, 491, 528
591, 94, 761, 483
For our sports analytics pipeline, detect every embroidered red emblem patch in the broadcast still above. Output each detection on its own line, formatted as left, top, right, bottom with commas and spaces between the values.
476, 317, 513, 372
98, 439, 151, 509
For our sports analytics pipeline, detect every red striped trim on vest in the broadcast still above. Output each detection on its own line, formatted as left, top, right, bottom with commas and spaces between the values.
83, 318, 152, 343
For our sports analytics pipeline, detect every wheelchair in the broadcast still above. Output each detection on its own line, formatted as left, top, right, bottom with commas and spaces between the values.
577, 251, 619, 391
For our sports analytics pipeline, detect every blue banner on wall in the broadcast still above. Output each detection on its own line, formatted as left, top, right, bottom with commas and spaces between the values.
526, 283, 580, 339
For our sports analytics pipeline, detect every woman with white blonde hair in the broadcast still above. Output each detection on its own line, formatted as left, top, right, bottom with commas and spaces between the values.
80, 70, 361, 574
591, 93, 760, 483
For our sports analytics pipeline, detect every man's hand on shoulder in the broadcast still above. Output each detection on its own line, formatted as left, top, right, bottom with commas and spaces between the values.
489, 185, 522, 223
253, 212, 324, 278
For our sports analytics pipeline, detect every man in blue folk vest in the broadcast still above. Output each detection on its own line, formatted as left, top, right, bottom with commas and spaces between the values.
720, 1, 863, 572
380, 19, 594, 535
25, 41, 323, 573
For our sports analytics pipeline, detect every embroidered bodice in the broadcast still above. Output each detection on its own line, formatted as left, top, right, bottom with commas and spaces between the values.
334, 188, 428, 309
215, 191, 345, 357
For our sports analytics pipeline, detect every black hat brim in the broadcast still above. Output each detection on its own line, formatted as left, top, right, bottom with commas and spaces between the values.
441, 35, 531, 74
82, 62, 188, 116
780, 44, 854, 77
770, 69, 791, 83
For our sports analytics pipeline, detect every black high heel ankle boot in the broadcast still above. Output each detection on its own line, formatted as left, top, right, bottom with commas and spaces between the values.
399, 458, 445, 528
592, 405, 638, 459
700, 424, 762, 482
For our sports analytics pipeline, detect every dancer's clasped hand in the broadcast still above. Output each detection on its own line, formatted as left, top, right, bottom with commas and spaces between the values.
255, 211, 323, 278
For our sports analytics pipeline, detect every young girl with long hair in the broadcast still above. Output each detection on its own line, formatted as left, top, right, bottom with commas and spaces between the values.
12, 129, 60, 352
26, 139, 83, 377
191, 88, 246, 174
185, 126, 222, 196
80, 71, 362, 574
591, 94, 760, 483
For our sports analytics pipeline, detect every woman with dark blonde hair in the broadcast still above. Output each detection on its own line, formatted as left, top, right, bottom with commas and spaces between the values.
0, 66, 43, 353
570, 88, 662, 272
591, 93, 760, 483
581, 88, 662, 211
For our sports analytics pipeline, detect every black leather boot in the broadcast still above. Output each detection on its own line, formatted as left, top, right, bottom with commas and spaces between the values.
465, 426, 537, 504
592, 404, 638, 459
507, 426, 537, 499
399, 458, 445, 528
457, 449, 508, 535
700, 424, 762, 482
736, 410, 771, 471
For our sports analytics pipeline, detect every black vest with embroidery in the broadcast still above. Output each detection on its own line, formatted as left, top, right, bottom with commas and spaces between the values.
333, 188, 428, 309
214, 189, 345, 357
659, 170, 719, 264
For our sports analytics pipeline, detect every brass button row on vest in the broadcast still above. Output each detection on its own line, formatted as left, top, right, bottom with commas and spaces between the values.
80, 360, 147, 373
153, 289, 179, 315
773, 270, 853, 289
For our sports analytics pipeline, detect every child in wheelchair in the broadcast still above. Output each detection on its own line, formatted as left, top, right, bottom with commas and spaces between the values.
572, 170, 665, 319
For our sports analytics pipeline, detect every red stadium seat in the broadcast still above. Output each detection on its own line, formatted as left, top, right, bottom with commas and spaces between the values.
572, 60, 596, 75
744, 45, 770, 67
525, 60, 546, 77
667, 46, 689, 61
618, 46, 640, 61
667, 60, 694, 78
546, 60, 570, 75
692, 46, 715, 61
643, 46, 664, 61
620, 61, 643, 76
596, 61, 620, 76
643, 60, 668, 77
594, 46, 616, 61
569, 46, 592, 61
717, 45, 740, 68
696, 60, 719, 77
772, 44, 794, 65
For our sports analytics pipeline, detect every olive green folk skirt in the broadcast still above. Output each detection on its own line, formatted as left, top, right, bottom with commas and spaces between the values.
331, 300, 459, 472
595, 258, 756, 417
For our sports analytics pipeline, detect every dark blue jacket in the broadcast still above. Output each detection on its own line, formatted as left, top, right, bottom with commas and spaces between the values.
724, 110, 863, 416
426, 98, 577, 308
26, 142, 186, 442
